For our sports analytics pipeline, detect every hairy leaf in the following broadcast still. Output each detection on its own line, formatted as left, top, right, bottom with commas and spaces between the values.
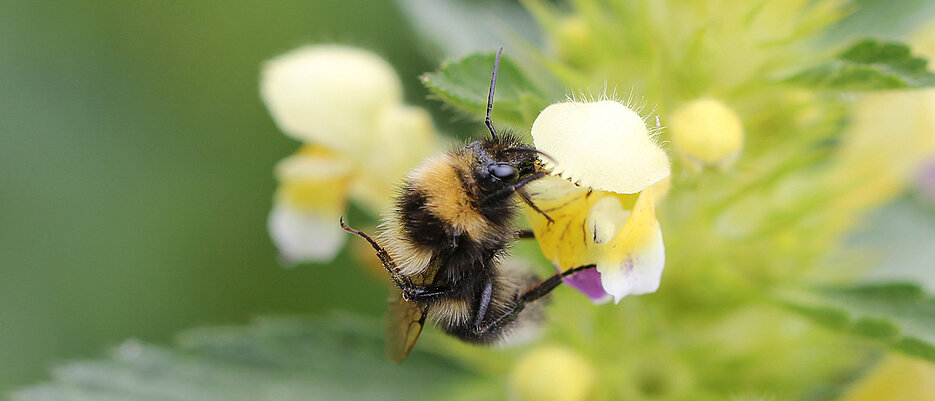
787, 39, 935, 90
776, 283, 935, 362
422, 52, 552, 130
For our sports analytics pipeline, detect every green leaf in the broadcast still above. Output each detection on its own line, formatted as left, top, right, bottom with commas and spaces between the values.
787, 39, 935, 90
10, 315, 475, 401
775, 283, 935, 362
422, 52, 553, 130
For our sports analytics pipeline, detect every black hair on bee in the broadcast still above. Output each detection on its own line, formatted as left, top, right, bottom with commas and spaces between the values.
341, 48, 595, 362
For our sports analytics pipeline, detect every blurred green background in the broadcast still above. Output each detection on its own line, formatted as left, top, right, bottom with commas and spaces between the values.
0, 0, 456, 391
3, 0, 935, 395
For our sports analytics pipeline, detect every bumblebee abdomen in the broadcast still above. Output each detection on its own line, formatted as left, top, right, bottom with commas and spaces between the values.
435, 268, 546, 345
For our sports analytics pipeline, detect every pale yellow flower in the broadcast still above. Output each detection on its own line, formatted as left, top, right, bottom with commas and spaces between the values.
261, 45, 441, 263
532, 100, 669, 193
832, 91, 935, 211
269, 146, 352, 262
837, 354, 935, 401
526, 100, 670, 303
261, 45, 403, 156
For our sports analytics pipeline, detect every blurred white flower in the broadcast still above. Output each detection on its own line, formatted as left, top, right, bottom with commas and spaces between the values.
261, 45, 441, 264
261, 45, 403, 155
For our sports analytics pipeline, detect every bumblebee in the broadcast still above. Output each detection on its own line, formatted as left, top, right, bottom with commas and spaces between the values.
341, 48, 594, 362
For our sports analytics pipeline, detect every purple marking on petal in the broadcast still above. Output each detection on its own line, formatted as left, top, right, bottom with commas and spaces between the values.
918, 160, 935, 202
559, 266, 610, 302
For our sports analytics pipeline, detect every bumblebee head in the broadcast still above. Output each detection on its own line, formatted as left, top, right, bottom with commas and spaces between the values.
468, 46, 552, 192
468, 135, 549, 187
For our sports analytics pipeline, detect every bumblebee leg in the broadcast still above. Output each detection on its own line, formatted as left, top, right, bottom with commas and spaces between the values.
405, 285, 451, 301
516, 230, 535, 239
473, 280, 494, 331
474, 264, 597, 334
518, 190, 554, 224
340, 217, 410, 289
340, 217, 454, 301
519, 264, 596, 303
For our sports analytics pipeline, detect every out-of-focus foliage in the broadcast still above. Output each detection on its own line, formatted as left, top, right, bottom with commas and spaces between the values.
787, 39, 935, 89
0, 0, 435, 393
7, 0, 935, 400
776, 283, 935, 361
11, 316, 474, 401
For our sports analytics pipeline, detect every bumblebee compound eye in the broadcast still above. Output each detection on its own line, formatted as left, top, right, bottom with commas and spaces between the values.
488, 163, 519, 182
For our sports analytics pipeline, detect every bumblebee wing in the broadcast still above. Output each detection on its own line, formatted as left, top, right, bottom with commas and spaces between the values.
384, 293, 428, 363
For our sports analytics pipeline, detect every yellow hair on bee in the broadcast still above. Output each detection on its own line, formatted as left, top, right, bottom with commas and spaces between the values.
408, 155, 491, 242
377, 215, 435, 276
428, 298, 471, 326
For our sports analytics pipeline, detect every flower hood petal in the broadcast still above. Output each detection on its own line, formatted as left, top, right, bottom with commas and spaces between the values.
531, 100, 670, 194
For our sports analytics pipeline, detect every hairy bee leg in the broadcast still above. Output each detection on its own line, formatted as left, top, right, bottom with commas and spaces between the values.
406, 285, 450, 301
474, 280, 494, 330
518, 190, 554, 224
516, 230, 535, 239
519, 264, 597, 303
474, 264, 597, 334
340, 217, 453, 301
481, 171, 547, 205
340, 217, 409, 289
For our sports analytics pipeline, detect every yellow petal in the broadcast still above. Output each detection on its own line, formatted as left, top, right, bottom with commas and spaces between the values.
274, 146, 353, 213
261, 45, 403, 155
269, 146, 353, 263
594, 187, 665, 303
524, 177, 666, 302
523, 175, 595, 267
531, 100, 670, 194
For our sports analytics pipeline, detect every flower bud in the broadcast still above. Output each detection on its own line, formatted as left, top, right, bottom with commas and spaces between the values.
510, 346, 596, 401
668, 98, 744, 167
556, 16, 594, 64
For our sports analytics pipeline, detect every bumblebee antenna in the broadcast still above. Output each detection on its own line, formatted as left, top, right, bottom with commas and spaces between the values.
486, 47, 503, 141
503, 146, 557, 164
